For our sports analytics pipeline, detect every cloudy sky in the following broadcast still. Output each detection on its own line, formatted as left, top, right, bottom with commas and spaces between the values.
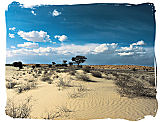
6, 2, 155, 66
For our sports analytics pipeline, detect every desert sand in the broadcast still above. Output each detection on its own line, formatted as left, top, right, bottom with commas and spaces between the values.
5, 65, 158, 121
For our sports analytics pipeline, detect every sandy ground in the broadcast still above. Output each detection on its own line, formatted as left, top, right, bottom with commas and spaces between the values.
5, 66, 158, 121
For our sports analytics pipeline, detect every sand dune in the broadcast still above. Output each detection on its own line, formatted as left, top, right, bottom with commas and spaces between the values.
5, 66, 157, 120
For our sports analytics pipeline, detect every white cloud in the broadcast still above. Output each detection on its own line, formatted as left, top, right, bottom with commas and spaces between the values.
9, 27, 16, 31
116, 40, 146, 56
118, 52, 134, 56
9, 33, 15, 38
11, 46, 16, 49
132, 40, 145, 46
6, 43, 118, 57
17, 42, 39, 48
54, 35, 68, 42
31, 10, 36, 15
52, 9, 61, 16
17, 30, 51, 42
93, 44, 108, 54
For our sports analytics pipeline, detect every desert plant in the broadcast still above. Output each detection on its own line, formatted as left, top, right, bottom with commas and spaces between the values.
77, 85, 89, 92
5, 96, 32, 118
83, 66, 91, 73
16, 82, 37, 93
43, 106, 72, 120
91, 71, 102, 78
69, 70, 76, 75
132, 68, 137, 71
41, 76, 52, 83
114, 73, 156, 98
56, 78, 73, 90
32, 66, 35, 69
67, 86, 88, 99
6, 82, 17, 89
35, 64, 40, 67
77, 74, 90, 81
69, 62, 73, 66
48, 65, 52, 68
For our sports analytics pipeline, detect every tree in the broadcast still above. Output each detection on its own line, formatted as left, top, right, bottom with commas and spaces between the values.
13, 61, 23, 70
48, 64, 52, 68
35, 64, 40, 67
69, 62, 73, 66
52, 62, 56, 65
63, 60, 67, 64
32, 66, 35, 69
71, 56, 87, 67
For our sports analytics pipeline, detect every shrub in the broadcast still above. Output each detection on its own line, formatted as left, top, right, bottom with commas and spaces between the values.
6, 82, 17, 89
56, 78, 73, 90
77, 74, 90, 81
43, 106, 72, 120
32, 66, 35, 69
115, 73, 156, 98
41, 77, 52, 82
48, 65, 52, 68
16, 82, 37, 93
5, 96, 32, 118
91, 71, 102, 78
69, 70, 76, 75
83, 66, 91, 73
35, 64, 40, 67
67, 85, 88, 99
132, 68, 137, 71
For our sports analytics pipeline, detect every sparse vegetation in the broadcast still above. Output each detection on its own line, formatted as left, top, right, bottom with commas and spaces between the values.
91, 71, 102, 78
77, 74, 90, 81
41, 76, 52, 84
56, 78, 73, 90
83, 66, 91, 73
16, 82, 37, 93
67, 85, 89, 99
5, 96, 32, 118
114, 73, 156, 98
43, 106, 72, 120
69, 70, 76, 75
6, 82, 17, 89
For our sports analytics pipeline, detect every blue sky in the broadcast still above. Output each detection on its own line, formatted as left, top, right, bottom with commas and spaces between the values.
6, 2, 156, 66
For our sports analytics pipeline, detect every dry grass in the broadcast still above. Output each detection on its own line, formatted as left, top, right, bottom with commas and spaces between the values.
67, 85, 89, 99
114, 73, 156, 98
5, 96, 32, 118
16, 82, 37, 93
55, 77, 73, 90
43, 106, 72, 120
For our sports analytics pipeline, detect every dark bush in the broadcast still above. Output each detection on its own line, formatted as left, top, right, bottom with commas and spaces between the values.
91, 71, 102, 78
83, 66, 91, 73
13, 62, 23, 70
6, 82, 17, 89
